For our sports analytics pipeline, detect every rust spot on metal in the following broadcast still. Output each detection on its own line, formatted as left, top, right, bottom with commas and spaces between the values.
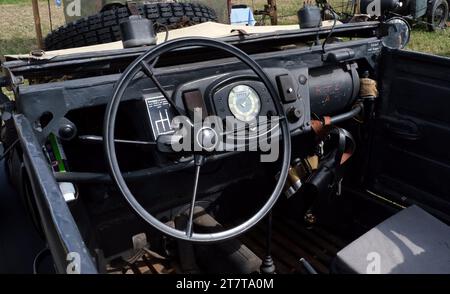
311, 118, 332, 139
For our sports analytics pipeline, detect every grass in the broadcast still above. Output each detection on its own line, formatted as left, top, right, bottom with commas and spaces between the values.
0, 0, 449, 59
410, 26, 450, 56
237, 0, 450, 57
0, 0, 31, 4
0, 1, 65, 58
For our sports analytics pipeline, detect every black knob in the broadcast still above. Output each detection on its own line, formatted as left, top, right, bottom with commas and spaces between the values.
299, 74, 308, 85
59, 124, 77, 141
287, 107, 302, 123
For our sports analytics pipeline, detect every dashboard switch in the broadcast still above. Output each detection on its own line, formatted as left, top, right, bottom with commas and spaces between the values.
287, 107, 303, 123
276, 75, 297, 103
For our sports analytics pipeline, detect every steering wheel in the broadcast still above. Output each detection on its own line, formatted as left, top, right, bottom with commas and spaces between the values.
104, 37, 291, 243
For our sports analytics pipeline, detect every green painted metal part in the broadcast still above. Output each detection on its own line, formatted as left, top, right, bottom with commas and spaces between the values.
62, 0, 229, 23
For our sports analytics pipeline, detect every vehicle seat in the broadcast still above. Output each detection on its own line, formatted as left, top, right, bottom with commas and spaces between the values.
333, 205, 450, 274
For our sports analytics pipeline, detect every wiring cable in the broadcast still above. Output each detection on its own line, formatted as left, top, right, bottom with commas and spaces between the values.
0, 138, 19, 162
33, 246, 50, 274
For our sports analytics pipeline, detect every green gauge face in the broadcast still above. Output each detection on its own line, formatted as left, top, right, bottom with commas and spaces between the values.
228, 85, 261, 122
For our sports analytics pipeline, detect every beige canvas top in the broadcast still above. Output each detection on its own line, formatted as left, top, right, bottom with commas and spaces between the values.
5, 21, 340, 61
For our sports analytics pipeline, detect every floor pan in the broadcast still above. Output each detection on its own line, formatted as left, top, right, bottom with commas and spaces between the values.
241, 217, 349, 274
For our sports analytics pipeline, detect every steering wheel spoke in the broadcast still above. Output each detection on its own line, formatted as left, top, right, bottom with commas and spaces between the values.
140, 60, 186, 117
218, 116, 282, 156
186, 154, 205, 237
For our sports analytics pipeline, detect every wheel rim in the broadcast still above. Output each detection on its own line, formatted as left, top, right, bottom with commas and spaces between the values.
433, 4, 447, 29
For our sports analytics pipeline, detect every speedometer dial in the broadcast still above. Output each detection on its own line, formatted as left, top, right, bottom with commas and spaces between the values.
228, 85, 261, 122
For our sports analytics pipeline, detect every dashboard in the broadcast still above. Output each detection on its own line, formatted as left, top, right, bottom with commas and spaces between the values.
140, 67, 313, 144
14, 37, 374, 149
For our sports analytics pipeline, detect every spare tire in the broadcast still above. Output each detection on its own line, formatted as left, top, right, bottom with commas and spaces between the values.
44, 2, 217, 50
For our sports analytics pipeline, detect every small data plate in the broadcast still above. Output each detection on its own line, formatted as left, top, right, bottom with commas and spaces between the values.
145, 95, 175, 140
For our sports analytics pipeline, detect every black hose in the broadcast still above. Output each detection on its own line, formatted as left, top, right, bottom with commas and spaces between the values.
54, 152, 236, 183
322, 5, 338, 54
329, 103, 363, 125
55, 161, 193, 184
0, 139, 19, 162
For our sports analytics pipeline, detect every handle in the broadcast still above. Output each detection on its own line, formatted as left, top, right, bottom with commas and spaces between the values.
381, 117, 422, 141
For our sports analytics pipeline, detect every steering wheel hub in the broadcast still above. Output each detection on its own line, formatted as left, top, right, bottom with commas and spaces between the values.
196, 126, 219, 152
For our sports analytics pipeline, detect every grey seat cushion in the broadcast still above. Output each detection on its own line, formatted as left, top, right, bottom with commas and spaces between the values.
334, 205, 450, 274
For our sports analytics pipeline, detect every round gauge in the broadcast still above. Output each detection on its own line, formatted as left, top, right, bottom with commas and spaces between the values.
228, 85, 261, 122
